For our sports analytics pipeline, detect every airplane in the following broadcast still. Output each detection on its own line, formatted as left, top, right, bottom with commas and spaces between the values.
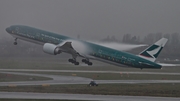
6, 25, 169, 69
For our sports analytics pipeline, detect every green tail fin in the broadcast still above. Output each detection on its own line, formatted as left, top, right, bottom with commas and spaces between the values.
138, 38, 168, 62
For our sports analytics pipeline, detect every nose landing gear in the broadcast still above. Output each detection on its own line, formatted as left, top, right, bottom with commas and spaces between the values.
14, 38, 18, 45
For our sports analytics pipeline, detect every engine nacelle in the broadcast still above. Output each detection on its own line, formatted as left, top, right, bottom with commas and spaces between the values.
43, 43, 61, 55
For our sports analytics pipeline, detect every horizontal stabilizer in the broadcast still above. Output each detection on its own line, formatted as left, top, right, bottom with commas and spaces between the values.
158, 63, 180, 66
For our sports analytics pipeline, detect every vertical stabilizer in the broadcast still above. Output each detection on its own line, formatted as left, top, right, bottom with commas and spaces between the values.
138, 38, 168, 62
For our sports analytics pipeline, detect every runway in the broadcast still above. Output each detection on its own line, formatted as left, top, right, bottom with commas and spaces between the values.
0, 72, 92, 86
0, 71, 180, 86
0, 92, 179, 101
1, 69, 180, 75
0, 70, 180, 101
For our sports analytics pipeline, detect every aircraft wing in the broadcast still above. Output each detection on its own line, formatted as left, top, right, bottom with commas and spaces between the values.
58, 42, 80, 58
59, 42, 74, 51
58, 41, 90, 59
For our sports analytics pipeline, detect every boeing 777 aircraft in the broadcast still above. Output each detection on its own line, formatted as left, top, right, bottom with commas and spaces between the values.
6, 25, 169, 69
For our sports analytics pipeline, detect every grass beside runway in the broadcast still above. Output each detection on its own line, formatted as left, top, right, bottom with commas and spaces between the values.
0, 57, 180, 73
0, 84, 179, 97
19, 71, 180, 80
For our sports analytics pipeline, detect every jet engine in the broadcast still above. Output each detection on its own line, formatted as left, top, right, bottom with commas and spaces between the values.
43, 43, 61, 55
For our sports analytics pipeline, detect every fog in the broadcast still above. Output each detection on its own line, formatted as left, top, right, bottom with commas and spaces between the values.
1, 0, 180, 40
1, 0, 180, 59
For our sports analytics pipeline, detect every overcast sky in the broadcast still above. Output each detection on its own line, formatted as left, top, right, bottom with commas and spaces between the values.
1, 0, 180, 40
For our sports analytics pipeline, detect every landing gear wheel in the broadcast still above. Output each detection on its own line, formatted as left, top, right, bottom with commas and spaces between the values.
82, 59, 93, 66
68, 59, 79, 65
14, 38, 18, 45
74, 62, 79, 65
82, 59, 86, 62
68, 59, 73, 63
68, 59, 76, 63
14, 42, 17, 45
88, 62, 93, 66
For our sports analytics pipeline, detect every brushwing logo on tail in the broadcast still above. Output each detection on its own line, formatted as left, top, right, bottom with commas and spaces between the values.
140, 45, 163, 58
138, 38, 168, 62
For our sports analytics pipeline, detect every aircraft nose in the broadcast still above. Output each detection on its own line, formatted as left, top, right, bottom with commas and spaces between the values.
6, 27, 11, 33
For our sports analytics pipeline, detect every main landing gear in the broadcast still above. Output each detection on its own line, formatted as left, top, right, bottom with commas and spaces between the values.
68, 58, 93, 66
68, 59, 79, 65
68, 53, 93, 66
14, 38, 17, 45
82, 59, 93, 66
